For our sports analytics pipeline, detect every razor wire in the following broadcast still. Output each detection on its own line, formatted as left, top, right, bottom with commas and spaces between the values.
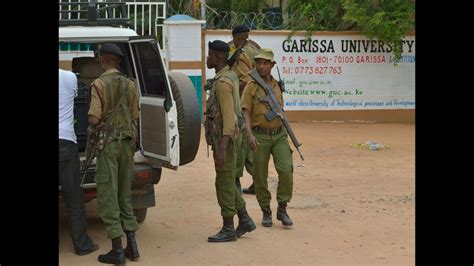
59, 0, 320, 31
168, 5, 318, 30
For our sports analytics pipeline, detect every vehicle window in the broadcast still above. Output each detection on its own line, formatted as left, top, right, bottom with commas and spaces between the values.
59, 42, 95, 52
131, 42, 167, 97
115, 43, 135, 80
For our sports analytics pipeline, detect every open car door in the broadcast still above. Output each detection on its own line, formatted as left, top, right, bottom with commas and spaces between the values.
128, 37, 180, 168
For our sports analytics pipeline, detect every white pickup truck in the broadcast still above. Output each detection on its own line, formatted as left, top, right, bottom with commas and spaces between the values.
59, 2, 201, 222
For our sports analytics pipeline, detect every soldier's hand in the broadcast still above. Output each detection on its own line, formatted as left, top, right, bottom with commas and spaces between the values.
215, 146, 226, 168
89, 115, 100, 126
239, 80, 247, 95
248, 134, 259, 151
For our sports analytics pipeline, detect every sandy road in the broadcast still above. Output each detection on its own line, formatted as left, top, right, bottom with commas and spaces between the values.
59, 122, 415, 265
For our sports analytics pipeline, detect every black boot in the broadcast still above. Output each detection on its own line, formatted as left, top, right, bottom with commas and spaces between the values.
124, 231, 140, 261
208, 217, 237, 242
235, 178, 242, 195
242, 182, 255, 195
235, 207, 257, 237
98, 237, 126, 265
261, 208, 273, 227
277, 202, 293, 226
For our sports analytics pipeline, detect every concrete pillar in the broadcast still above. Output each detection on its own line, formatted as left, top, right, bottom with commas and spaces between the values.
164, 15, 206, 116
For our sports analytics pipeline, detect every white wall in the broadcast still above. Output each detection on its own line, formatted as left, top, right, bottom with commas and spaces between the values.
166, 24, 202, 62
205, 31, 415, 111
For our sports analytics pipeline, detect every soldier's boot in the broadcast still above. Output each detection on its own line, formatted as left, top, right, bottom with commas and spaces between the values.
242, 182, 255, 195
235, 207, 257, 237
235, 177, 242, 195
261, 208, 273, 227
208, 217, 237, 242
124, 231, 140, 261
98, 237, 126, 265
276, 202, 293, 226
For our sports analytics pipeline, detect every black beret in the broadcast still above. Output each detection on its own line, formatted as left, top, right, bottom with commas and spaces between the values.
100, 43, 124, 57
208, 40, 230, 53
232, 24, 250, 35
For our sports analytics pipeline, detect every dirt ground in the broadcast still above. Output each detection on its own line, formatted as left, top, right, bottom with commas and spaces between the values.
59, 122, 415, 265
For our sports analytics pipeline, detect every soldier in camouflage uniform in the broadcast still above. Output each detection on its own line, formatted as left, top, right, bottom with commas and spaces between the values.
88, 43, 140, 264
204, 40, 256, 242
228, 24, 261, 195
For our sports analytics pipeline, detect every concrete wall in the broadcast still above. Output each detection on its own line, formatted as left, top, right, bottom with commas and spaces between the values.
59, 25, 415, 123
204, 30, 415, 123
285, 110, 415, 123
164, 15, 206, 117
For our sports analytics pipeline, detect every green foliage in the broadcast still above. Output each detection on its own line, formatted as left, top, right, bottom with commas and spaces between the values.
206, 0, 268, 29
168, 0, 191, 13
206, 0, 267, 13
342, 0, 415, 64
232, 0, 268, 13
207, 0, 232, 11
286, 0, 348, 32
286, 0, 415, 64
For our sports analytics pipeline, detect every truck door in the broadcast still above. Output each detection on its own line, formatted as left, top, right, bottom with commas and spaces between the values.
128, 37, 180, 168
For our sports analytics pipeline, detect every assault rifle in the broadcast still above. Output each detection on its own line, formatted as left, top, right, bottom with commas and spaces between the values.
227, 41, 246, 67
276, 66, 285, 92
80, 125, 103, 187
248, 68, 304, 161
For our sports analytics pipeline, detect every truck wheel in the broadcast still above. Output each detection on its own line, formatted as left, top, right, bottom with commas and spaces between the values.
134, 208, 147, 223
168, 72, 201, 166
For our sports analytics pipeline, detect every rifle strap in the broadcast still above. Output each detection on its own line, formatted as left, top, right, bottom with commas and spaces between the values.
91, 83, 105, 113
249, 69, 273, 97
228, 40, 247, 67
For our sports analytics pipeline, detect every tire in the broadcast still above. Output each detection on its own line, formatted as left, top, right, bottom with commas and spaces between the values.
134, 208, 147, 223
168, 72, 201, 166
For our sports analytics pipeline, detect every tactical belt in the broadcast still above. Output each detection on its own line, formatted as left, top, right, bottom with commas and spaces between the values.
252, 126, 282, 136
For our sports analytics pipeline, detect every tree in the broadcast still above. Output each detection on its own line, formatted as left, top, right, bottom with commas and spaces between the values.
286, 0, 353, 32
231, 0, 268, 13
207, 0, 232, 11
206, 0, 266, 12
286, 0, 415, 64
342, 0, 415, 64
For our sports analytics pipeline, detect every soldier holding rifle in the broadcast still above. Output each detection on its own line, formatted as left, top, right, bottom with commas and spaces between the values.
241, 48, 303, 227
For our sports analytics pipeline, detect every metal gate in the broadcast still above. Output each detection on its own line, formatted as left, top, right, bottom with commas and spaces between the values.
59, 0, 166, 46
127, 1, 166, 46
